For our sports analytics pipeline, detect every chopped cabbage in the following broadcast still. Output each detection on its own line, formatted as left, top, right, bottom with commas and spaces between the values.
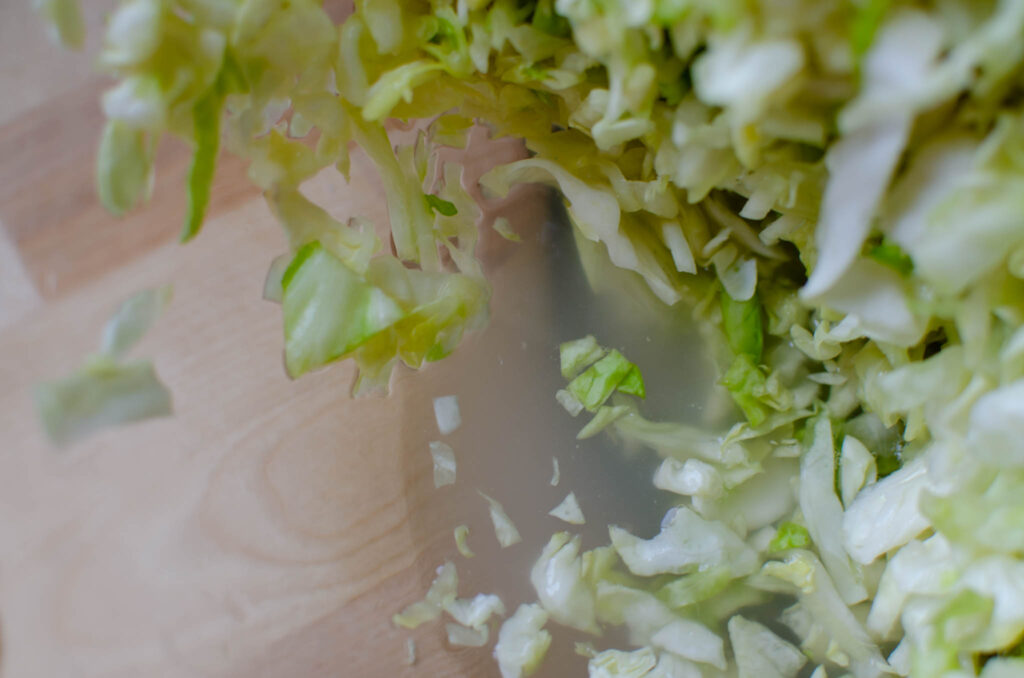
454, 524, 474, 558
99, 285, 173, 358
650, 619, 725, 669
610, 507, 758, 578
433, 395, 462, 435
548, 492, 585, 525
530, 532, 598, 633
494, 604, 551, 678
446, 622, 489, 647
842, 457, 931, 565
36, 286, 174, 445
799, 417, 867, 604
35, 358, 173, 446
587, 648, 657, 678
392, 561, 458, 630
728, 615, 807, 678
445, 592, 505, 629
39, 0, 1024, 673
429, 441, 457, 488
481, 492, 522, 548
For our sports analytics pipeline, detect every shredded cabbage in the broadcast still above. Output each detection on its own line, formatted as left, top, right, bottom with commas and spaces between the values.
38, 0, 1024, 674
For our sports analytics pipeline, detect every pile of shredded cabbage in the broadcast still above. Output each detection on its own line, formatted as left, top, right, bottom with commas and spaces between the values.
37, 0, 1024, 676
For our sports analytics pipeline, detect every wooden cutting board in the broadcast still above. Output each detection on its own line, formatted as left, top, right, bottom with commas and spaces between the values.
0, 3, 542, 676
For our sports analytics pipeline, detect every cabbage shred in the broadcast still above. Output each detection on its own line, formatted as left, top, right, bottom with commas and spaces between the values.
39, 0, 1024, 675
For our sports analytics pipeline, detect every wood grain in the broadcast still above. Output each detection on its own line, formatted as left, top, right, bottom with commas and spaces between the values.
0, 4, 527, 678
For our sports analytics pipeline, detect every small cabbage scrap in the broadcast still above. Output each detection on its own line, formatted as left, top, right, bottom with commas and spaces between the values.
35, 358, 173, 446
429, 441, 456, 488
392, 561, 458, 630
36, 286, 174, 445
769, 523, 811, 553
494, 604, 552, 678
548, 492, 586, 525
560, 335, 607, 380
445, 592, 506, 629
446, 622, 489, 647
454, 524, 474, 558
568, 349, 645, 412
433, 395, 462, 435
481, 492, 522, 548
99, 285, 172, 358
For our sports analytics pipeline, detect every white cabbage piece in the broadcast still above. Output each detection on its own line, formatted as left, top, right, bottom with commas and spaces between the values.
803, 10, 946, 298
652, 458, 724, 498
839, 436, 878, 508
609, 507, 758, 578
728, 615, 807, 678
481, 492, 522, 548
842, 457, 931, 565
494, 604, 552, 678
799, 417, 868, 604
587, 647, 657, 678
595, 583, 679, 646
762, 552, 889, 678
433, 395, 462, 434
650, 618, 726, 670
865, 535, 962, 641
406, 637, 416, 666
606, 510, 761, 577
99, 285, 173, 358
393, 561, 458, 629
429, 441, 457, 488
454, 524, 474, 558
981, 659, 1024, 678
549, 492, 586, 525
35, 358, 173, 446
530, 532, 598, 633
647, 652, 704, 678
446, 622, 489, 647
445, 592, 506, 629
966, 380, 1024, 468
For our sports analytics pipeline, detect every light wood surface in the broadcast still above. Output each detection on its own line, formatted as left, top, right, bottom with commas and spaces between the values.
0, 4, 548, 677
